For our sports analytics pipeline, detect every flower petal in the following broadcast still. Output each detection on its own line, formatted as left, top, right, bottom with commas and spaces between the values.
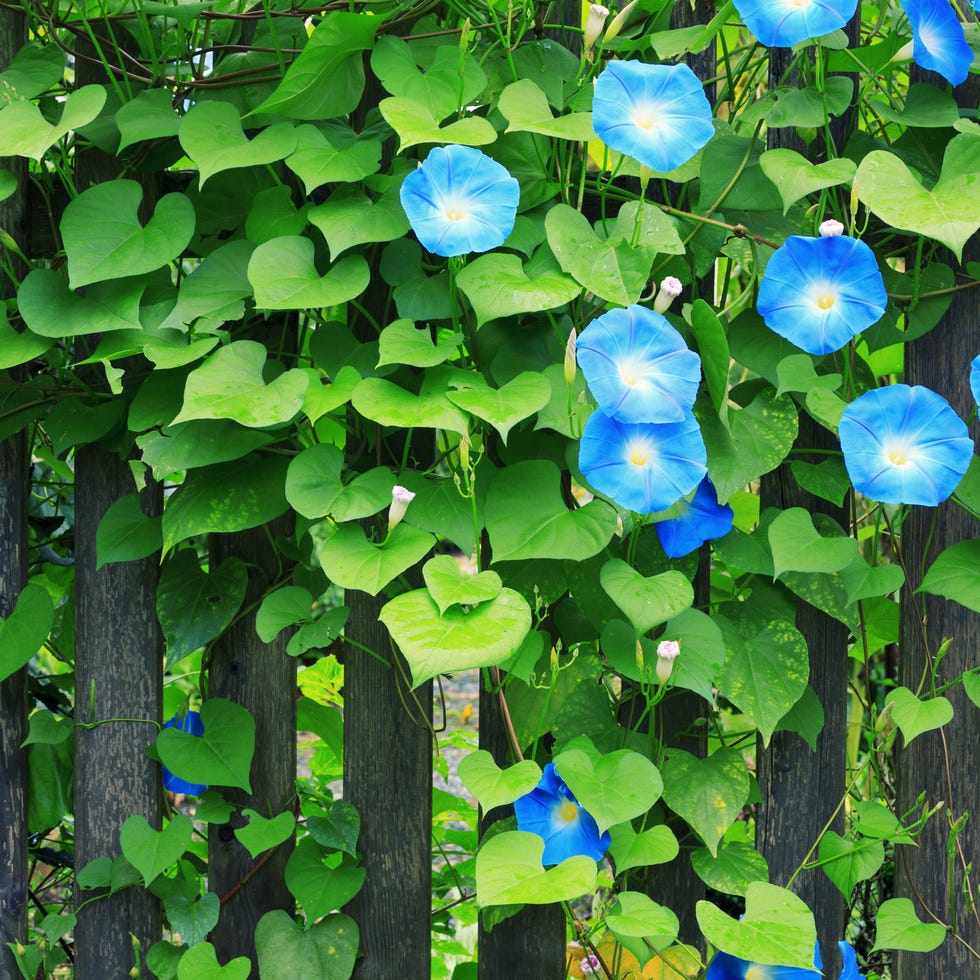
901, 0, 972, 86
655, 477, 734, 557
162, 710, 208, 796
733, 0, 857, 48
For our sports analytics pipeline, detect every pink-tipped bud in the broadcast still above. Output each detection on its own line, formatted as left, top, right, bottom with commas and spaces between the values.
581, 954, 602, 976
653, 276, 683, 314
388, 485, 416, 532
819, 218, 845, 238
584, 5, 609, 52
565, 328, 578, 386
656, 639, 680, 685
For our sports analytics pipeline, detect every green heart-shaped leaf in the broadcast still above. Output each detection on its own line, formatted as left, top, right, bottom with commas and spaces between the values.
248, 238, 369, 310
872, 898, 947, 953
607, 891, 679, 968
156, 698, 255, 792
498, 79, 595, 140
285, 444, 345, 520
817, 831, 884, 899
379, 96, 496, 152
116, 89, 181, 151
318, 522, 434, 596
235, 809, 296, 859
176, 942, 250, 980
179, 102, 296, 186
119, 813, 193, 885
768, 508, 857, 578
476, 831, 597, 907
885, 687, 954, 745
918, 538, 980, 613
608, 824, 679, 873
455, 253, 581, 327
255, 910, 359, 980
309, 184, 409, 259
0, 305, 52, 368
554, 748, 663, 834
0, 583, 54, 684
447, 372, 551, 444
855, 135, 980, 260
422, 555, 503, 615
759, 149, 855, 214
379, 586, 531, 687
164, 892, 220, 949
0, 85, 106, 160
691, 842, 769, 897
457, 751, 541, 813
377, 318, 462, 368
661, 748, 749, 856
61, 180, 195, 289
697, 881, 817, 970
599, 560, 694, 635
18, 269, 145, 338
351, 377, 469, 433
285, 124, 381, 195
284, 838, 365, 920
95, 493, 162, 569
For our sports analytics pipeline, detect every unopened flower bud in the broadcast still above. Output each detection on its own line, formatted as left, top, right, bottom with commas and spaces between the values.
459, 428, 471, 471
656, 639, 680, 685
565, 328, 578, 386
819, 218, 845, 238
604, 0, 638, 44
581, 953, 602, 976
584, 5, 609, 53
635, 638, 644, 674
653, 276, 683, 314
387, 485, 415, 532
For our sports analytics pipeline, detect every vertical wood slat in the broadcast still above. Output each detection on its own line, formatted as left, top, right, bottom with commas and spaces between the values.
896, 54, 980, 971
73, 451, 163, 978
0, 11, 29, 976
207, 521, 296, 976
753, 33, 858, 975
345, 594, 433, 978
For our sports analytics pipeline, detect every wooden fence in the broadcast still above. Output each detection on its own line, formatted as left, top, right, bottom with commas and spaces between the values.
1, 2, 978, 979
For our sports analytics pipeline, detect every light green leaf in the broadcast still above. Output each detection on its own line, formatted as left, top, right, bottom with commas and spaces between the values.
164, 892, 220, 949
485, 460, 617, 562
661, 748, 750, 857
284, 838, 365, 920
0, 584, 54, 684
498, 79, 595, 141
457, 751, 542, 813
0, 86, 106, 159
173, 341, 309, 428
379, 96, 497, 152
307, 800, 360, 857
119, 813, 193, 884
379, 586, 531, 687
691, 842, 769, 897
377, 319, 462, 368
476, 831, 597, 906
768, 508, 857, 578
871, 83, 960, 129
608, 824, 679, 873
691, 300, 730, 420
0, 42, 65, 99
318, 522, 434, 596
855, 135, 980, 260
137, 421, 274, 479
885, 687, 954, 745
309, 184, 409, 259
697, 882, 817, 971
759, 149, 855, 214
285, 123, 381, 195
775, 355, 842, 399
456, 252, 580, 327
0, 305, 53, 368
116, 89, 180, 151
872, 898, 946, 953
285, 444, 345, 520
95, 492, 162, 569
446, 372, 551, 443
18, 269, 145, 337
179, 102, 296, 186
599, 560, 693, 635
607, 891, 679, 967
351, 377, 469, 434
255, 910, 359, 980
422, 555, 503, 615
918, 539, 980, 613
177, 942, 251, 980
839, 556, 904, 605
817, 831, 884, 899
248, 238, 369, 310
156, 698, 255, 793
235, 809, 296, 859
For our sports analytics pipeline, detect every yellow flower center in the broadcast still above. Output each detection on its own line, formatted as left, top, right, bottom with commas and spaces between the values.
445, 207, 467, 222
816, 291, 836, 310
633, 105, 659, 131
556, 800, 579, 824
629, 447, 650, 466
618, 359, 645, 387
889, 450, 908, 466
745, 967, 771, 980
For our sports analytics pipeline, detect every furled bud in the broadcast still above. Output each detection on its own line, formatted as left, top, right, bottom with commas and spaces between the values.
635, 638, 645, 675
564, 327, 578, 386
653, 276, 683, 314
387, 485, 416, 532
581, 953, 603, 976
656, 639, 680, 685
604, 0, 638, 44
819, 218, 845, 238
584, 5, 610, 53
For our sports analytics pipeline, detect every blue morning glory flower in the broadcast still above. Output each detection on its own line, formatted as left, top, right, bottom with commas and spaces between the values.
757, 234, 887, 355
579, 409, 707, 514
731, 0, 857, 48
592, 61, 714, 173
971, 354, 980, 407
162, 710, 208, 796
706, 940, 863, 978
901, 0, 972, 87
576, 305, 702, 424
838, 385, 973, 506
399, 144, 520, 257
513, 763, 610, 865
655, 476, 734, 557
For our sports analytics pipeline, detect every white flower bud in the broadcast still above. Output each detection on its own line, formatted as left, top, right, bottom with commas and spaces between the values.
656, 638, 680, 685
819, 218, 845, 238
565, 328, 578, 386
584, 5, 610, 52
387, 485, 415, 532
653, 276, 683, 314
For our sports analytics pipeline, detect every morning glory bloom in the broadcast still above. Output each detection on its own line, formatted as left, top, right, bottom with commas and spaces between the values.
592, 61, 714, 173
162, 710, 208, 796
732, 0, 857, 48
576, 305, 702, 424
579, 409, 707, 513
513, 763, 610, 864
655, 476, 734, 557
399, 144, 520, 257
900, 0, 972, 87
706, 940, 863, 978
971, 354, 980, 407
757, 234, 887, 355
839, 385, 973, 506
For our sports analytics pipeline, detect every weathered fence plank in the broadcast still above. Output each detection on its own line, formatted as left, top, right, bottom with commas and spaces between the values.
207, 522, 296, 975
